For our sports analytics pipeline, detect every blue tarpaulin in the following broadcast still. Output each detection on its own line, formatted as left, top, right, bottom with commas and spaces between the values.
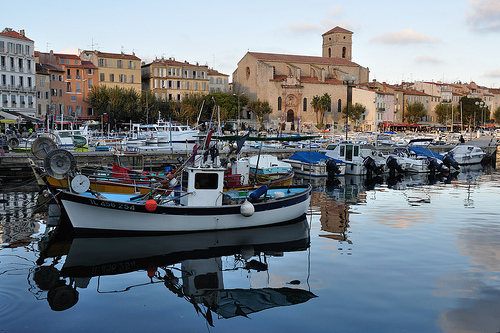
288, 151, 331, 164
409, 146, 443, 160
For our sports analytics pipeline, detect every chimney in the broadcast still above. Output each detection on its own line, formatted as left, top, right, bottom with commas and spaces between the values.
20, 29, 25, 37
383, 82, 387, 93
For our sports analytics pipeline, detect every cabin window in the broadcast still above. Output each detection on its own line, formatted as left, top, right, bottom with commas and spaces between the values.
354, 146, 359, 157
345, 145, 353, 161
195, 173, 219, 189
340, 145, 345, 157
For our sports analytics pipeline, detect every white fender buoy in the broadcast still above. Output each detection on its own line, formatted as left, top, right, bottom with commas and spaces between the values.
240, 199, 255, 217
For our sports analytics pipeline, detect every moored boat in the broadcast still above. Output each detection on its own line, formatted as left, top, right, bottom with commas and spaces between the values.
444, 144, 486, 165
57, 153, 311, 234
283, 151, 345, 177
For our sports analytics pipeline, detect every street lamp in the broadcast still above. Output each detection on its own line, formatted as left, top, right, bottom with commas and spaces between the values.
233, 92, 244, 133
341, 74, 357, 140
475, 100, 488, 130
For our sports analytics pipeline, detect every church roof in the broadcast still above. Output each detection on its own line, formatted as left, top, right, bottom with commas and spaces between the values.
247, 51, 360, 67
322, 26, 353, 36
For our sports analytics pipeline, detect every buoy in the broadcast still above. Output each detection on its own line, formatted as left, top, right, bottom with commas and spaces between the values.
147, 263, 157, 278
240, 199, 254, 217
145, 199, 157, 212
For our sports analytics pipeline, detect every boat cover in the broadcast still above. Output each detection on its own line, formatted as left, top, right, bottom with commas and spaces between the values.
288, 151, 332, 165
409, 146, 443, 160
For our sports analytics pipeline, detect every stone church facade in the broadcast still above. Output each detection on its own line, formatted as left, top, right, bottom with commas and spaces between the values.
232, 27, 369, 129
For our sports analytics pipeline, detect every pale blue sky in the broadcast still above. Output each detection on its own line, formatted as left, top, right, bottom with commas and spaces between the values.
5, 0, 500, 87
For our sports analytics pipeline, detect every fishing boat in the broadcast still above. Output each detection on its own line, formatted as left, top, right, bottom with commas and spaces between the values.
283, 151, 345, 177
57, 152, 311, 234
444, 144, 486, 165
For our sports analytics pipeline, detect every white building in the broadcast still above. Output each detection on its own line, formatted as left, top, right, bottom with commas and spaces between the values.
0, 28, 36, 119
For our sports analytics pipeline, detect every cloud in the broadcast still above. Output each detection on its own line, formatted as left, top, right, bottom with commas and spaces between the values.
483, 69, 500, 77
371, 28, 441, 44
287, 23, 323, 33
415, 56, 444, 64
466, 0, 500, 32
325, 5, 343, 17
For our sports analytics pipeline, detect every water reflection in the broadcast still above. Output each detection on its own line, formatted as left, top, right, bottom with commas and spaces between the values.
33, 217, 315, 324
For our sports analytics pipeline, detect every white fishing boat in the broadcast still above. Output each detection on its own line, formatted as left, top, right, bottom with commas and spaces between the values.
245, 154, 293, 179
444, 145, 486, 165
57, 152, 311, 234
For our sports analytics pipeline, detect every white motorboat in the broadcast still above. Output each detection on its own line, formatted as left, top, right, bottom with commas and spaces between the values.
445, 145, 486, 165
283, 151, 345, 177
320, 141, 386, 175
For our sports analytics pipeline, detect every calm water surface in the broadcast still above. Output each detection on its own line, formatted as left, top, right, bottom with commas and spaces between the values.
1, 163, 500, 333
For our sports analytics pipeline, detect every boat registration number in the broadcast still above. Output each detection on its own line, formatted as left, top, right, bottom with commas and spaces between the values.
89, 199, 135, 211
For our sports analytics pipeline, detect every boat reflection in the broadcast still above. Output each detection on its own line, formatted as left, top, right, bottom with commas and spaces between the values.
33, 216, 315, 324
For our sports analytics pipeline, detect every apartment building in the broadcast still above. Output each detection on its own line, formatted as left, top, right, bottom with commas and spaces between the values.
141, 58, 209, 101
81, 50, 141, 93
208, 68, 229, 93
0, 28, 36, 118
37, 51, 98, 119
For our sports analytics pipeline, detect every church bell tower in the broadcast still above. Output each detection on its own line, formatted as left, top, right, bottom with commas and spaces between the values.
322, 26, 353, 61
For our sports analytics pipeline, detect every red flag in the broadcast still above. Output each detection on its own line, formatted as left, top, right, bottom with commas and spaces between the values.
188, 144, 199, 163
205, 129, 213, 148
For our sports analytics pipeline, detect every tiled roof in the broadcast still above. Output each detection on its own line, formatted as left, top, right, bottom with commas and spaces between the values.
0, 28, 33, 42
208, 68, 228, 76
248, 52, 360, 67
322, 26, 353, 36
271, 74, 342, 84
82, 50, 140, 61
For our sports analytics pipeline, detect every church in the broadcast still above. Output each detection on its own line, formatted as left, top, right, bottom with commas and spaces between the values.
232, 26, 370, 129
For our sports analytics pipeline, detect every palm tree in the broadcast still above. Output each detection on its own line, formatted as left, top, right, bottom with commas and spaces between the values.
318, 93, 331, 126
310, 96, 321, 124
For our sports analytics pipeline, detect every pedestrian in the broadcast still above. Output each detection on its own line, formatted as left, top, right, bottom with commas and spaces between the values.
459, 135, 465, 144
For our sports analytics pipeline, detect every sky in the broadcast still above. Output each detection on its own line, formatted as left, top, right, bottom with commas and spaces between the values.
5, 0, 500, 88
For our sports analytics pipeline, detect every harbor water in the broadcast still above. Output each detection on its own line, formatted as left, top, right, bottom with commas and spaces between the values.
1, 161, 500, 332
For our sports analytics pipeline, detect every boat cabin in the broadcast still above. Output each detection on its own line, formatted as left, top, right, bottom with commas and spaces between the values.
181, 165, 225, 207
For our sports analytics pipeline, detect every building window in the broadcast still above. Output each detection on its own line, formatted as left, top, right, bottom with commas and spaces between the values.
117, 60, 123, 68
278, 97, 282, 111
129, 75, 134, 83
71, 95, 76, 102
109, 74, 114, 82
337, 99, 342, 112
303, 98, 307, 112
100, 73, 105, 81
88, 78, 93, 89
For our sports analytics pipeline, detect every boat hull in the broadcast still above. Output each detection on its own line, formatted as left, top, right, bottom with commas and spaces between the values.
58, 186, 311, 234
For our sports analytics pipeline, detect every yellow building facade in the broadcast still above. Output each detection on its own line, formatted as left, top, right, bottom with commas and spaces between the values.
80, 50, 141, 92
141, 58, 209, 101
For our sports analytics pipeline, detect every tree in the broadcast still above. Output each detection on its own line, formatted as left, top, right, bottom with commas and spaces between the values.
247, 100, 272, 130
318, 93, 332, 126
310, 95, 321, 124
493, 107, 500, 124
341, 102, 366, 130
434, 103, 454, 126
405, 102, 427, 123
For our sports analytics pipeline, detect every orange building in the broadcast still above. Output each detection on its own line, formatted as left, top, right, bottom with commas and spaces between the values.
37, 51, 98, 120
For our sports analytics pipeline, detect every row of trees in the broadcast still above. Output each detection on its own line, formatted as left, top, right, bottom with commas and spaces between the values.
88, 86, 500, 131
87, 86, 274, 129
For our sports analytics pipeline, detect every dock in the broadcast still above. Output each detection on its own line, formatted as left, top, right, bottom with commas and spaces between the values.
0, 135, 497, 176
